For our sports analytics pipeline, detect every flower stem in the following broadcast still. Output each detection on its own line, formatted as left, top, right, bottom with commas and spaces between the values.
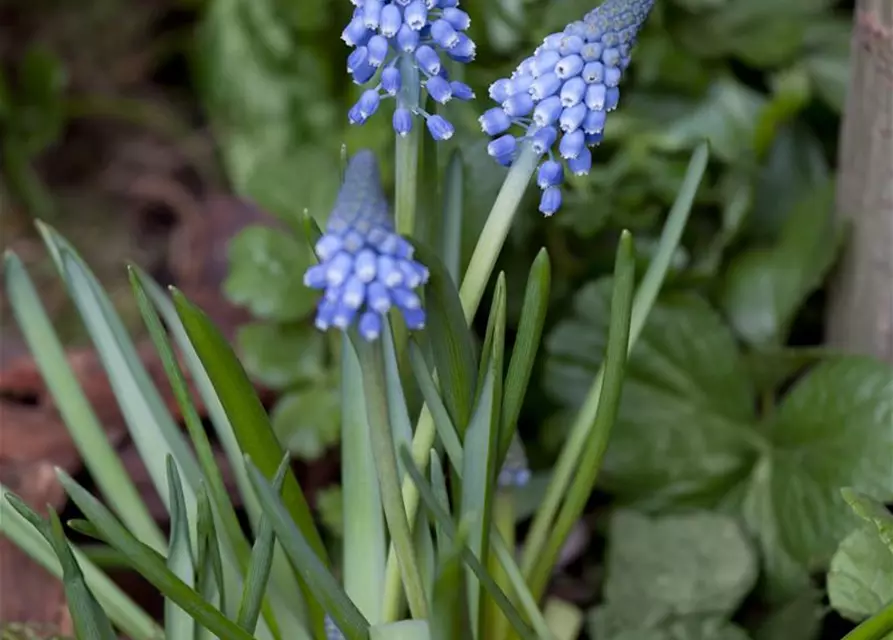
843, 601, 893, 640
395, 55, 422, 239
354, 337, 429, 621
459, 144, 540, 322
380, 148, 540, 621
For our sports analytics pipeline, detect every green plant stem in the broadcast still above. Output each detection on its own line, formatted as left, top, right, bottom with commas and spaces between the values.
843, 603, 893, 640
519, 143, 708, 590
355, 338, 429, 621
459, 144, 540, 322
395, 55, 422, 239
381, 145, 542, 623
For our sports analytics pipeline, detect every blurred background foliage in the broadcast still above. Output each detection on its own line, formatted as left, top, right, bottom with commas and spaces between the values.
3, 0, 882, 636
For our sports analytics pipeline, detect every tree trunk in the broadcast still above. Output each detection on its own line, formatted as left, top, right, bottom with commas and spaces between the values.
827, 0, 893, 362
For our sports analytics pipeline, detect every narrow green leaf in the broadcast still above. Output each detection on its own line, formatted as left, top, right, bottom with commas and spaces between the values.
399, 446, 538, 640
409, 342, 463, 474
1, 490, 162, 640
37, 224, 203, 511
246, 460, 369, 640
429, 454, 451, 557
412, 241, 477, 431
521, 142, 708, 587
441, 150, 464, 282
172, 288, 327, 632
370, 620, 431, 640
138, 272, 304, 631
164, 458, 197, 640
382, 322, 414, 472
341, 335, 386, 622
238, 458, 289, 634
462, 274, 507, 639
353, 337, 429, 621
132, 266, 262, 530
195, 487, 230, 640
130, 267, 249, 565
45, 509, 119, 640
195, 487, 226, 612
3, 251, 164, 552
499, 248, 551, 463
528, 231, 636, 599
430, 522, 465, 640
55, 472, 257, 640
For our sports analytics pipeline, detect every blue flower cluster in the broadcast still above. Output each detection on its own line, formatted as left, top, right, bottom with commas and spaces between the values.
304, 150, 429, 341
497, 436, 531, 489
325, 615, 345, 640
343, 0, 477, 141
479, 0, 654, 216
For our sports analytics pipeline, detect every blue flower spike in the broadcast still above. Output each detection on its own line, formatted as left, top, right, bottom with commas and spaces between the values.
498, 435, 532, 490
304, 150, 429, 341
343, 0, 477, 141
481, 0, 654, 216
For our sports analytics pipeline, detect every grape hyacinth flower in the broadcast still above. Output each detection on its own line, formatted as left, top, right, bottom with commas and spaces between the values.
303, 150, 429, 340
480, 0, 654, 215
498, 436, 532, 489
343, 0, 477, 141
324, 615, 345, 640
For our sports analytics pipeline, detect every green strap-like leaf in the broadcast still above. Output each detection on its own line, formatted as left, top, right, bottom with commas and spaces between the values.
164, 458, 197, 640
245, 460, 370, 640
3, 251, 165, 553
413, 241, 478, 432
462, 274, 507, 639
499, 248, 551, 464
172, 288, 328, 634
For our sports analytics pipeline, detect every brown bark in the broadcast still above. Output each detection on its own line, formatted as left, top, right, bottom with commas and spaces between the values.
827, 0, 893, 362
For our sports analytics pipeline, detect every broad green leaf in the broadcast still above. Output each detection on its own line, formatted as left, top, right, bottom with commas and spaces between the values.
164, 459, 196, 640
750, 123, 829, 239
414, 241, 478, 431
500, 248, 551, 464
721, 181, 842, 347
3, 252, 164, 552
13, 44, 66, 155
246, 461, 369, 640
340, 335, 386, 622
55, 472, 257, 640
655, 77, 765, 163
0, 490, 162, 640
237, 322, 325, 389
196, 0, 340, 213
754, 589, 824, 640
547, 280, 893, 599
272, 383, 340, 460
604, 510, 758, 617
224, 227, 318, 322
842, 488, 893, 549
546, 287, 757, 500
828, 526, 893, 623
588, 606, 751, 640
430, 524, 466, 640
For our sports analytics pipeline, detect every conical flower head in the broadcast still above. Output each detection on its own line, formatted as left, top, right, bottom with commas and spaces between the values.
344, 0, 477, 141
304, 150, 429, 341
480, 0, 654, 215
